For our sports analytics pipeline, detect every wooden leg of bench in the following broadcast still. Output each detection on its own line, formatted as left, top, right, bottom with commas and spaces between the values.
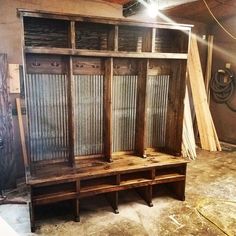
74, 198, 80, 222
29, 202, 36, 232
106, 191, 119, 214
136, 186, 153, 207
168, 181, 186, 201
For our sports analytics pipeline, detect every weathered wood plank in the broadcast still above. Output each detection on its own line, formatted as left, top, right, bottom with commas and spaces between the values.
28, 153, 188, 186
18, 8, 193, 30
68, 56, 75, 166
135, 59, 148, 157
24, 47, 188, 59
104, 58, 113, 162
188, 34, 221, 151
69, 21, 76, 49
16, 98, 29, 169
0, 54, 15, 189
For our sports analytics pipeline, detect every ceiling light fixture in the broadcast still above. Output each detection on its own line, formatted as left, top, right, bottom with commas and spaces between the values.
147, 1, 159, 18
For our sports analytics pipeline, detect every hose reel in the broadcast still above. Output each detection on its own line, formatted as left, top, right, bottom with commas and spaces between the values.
210, 68, 236, 112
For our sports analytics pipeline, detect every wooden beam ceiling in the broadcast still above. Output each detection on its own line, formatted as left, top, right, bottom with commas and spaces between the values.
164, 0, 236, 23
104, 0, 236, 23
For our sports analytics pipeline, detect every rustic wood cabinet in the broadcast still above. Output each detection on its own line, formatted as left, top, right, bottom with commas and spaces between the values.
18, 9, 191, 232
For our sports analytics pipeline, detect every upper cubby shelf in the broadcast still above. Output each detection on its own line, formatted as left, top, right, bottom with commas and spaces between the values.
24, 17, 70, 48
20, 9, 192, 58
75, 22, 114, 50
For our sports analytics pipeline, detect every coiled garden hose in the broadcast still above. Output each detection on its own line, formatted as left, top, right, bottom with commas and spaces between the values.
210, 68, 236, 112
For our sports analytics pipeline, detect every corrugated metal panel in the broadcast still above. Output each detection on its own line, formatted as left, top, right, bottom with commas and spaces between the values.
146, 75, 169, 148
25, 74, 69, 163
74, 75, 103, 156
112, 75, 137, 152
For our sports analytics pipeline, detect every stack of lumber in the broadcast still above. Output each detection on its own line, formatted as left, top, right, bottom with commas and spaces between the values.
182, 87, 197, 160
187, 34, 221, 151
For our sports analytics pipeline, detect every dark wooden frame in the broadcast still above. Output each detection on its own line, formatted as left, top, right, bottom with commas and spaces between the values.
18, 9, 192, 232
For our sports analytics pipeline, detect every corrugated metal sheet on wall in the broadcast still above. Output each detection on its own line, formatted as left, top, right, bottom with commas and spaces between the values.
112, 75, 138, 152
146, 75, 169, 148
25, 74, 69, 162
74, 75, 104, 156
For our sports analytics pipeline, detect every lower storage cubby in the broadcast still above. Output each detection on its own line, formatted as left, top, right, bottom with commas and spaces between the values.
154, 165, 186, 184
29, 157, 187, 232
152, 180, 186, 201
32, 182, 77, 205
120, 170, 152, 186
80, 176, 117, 197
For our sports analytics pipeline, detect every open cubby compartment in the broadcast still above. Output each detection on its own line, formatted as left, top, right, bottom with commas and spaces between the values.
73, 57, 105, 157
80, 175, 117, 192
75, 22, 115, 50
120, 170, 152, 184
145, 60, 172, 151
146, 59, 187, 156
145, 60, 173, 153
155, 165, 186, 179
112, 59, 139, 153
24, 17, 70, 48
155, 28, 189, 53
32, 182, 76, 197
25, 54, 70, 169
118, 25, 152, 52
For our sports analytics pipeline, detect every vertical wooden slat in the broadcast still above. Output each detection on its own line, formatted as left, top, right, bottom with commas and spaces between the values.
69, 21, 76, 49
151, 28, 156, 53
68, 56, 75, 166
188, 34, 221, 151
108, 25, 118, 51
75, 180, 80, 222
142, 28, 152, 52
0, 54, 15, 189
165, 61, 187, 155
16, 98, 29, 169
135, 59, 148, 157
104, 58, 113, 162
174, 61, 187, 155
165, 63, 177, 154
114, 26, 119, 52
205, 35, 214, 102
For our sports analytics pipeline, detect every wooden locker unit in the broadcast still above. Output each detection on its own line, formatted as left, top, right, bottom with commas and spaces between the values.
18, 9, 191, 232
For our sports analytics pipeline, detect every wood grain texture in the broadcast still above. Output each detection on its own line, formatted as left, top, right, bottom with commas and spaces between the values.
135, 59, 148, 157
0, 54, 15, 189
16, 98, 29, 169
188, 34, 221, 151
24, 46, 188, 59
68, 56, 75, 166
104, 58, 113, 161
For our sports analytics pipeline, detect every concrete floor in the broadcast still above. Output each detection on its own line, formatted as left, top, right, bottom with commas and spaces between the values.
0, 147, 236, 236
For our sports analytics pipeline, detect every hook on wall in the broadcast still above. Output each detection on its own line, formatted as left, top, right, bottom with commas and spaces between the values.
76, 64, 83, 68
51, 61, 60, 67
32, 61, 41, 67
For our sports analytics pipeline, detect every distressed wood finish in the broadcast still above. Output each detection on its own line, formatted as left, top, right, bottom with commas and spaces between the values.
68, 56, 75, 166
19, 10, 191, 232
18, 9, 192, 30
28, 153, 187, 231
0, 54, 15, 190
16, 98, 29, 169
104, 58, 113, 161
135, 59, 148, 157
24, 47, 188, 59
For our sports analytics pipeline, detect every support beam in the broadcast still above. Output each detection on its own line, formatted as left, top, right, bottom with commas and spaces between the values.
104, 58, 113, 162
135, 59, 148, 158
68, 56, 75, 167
